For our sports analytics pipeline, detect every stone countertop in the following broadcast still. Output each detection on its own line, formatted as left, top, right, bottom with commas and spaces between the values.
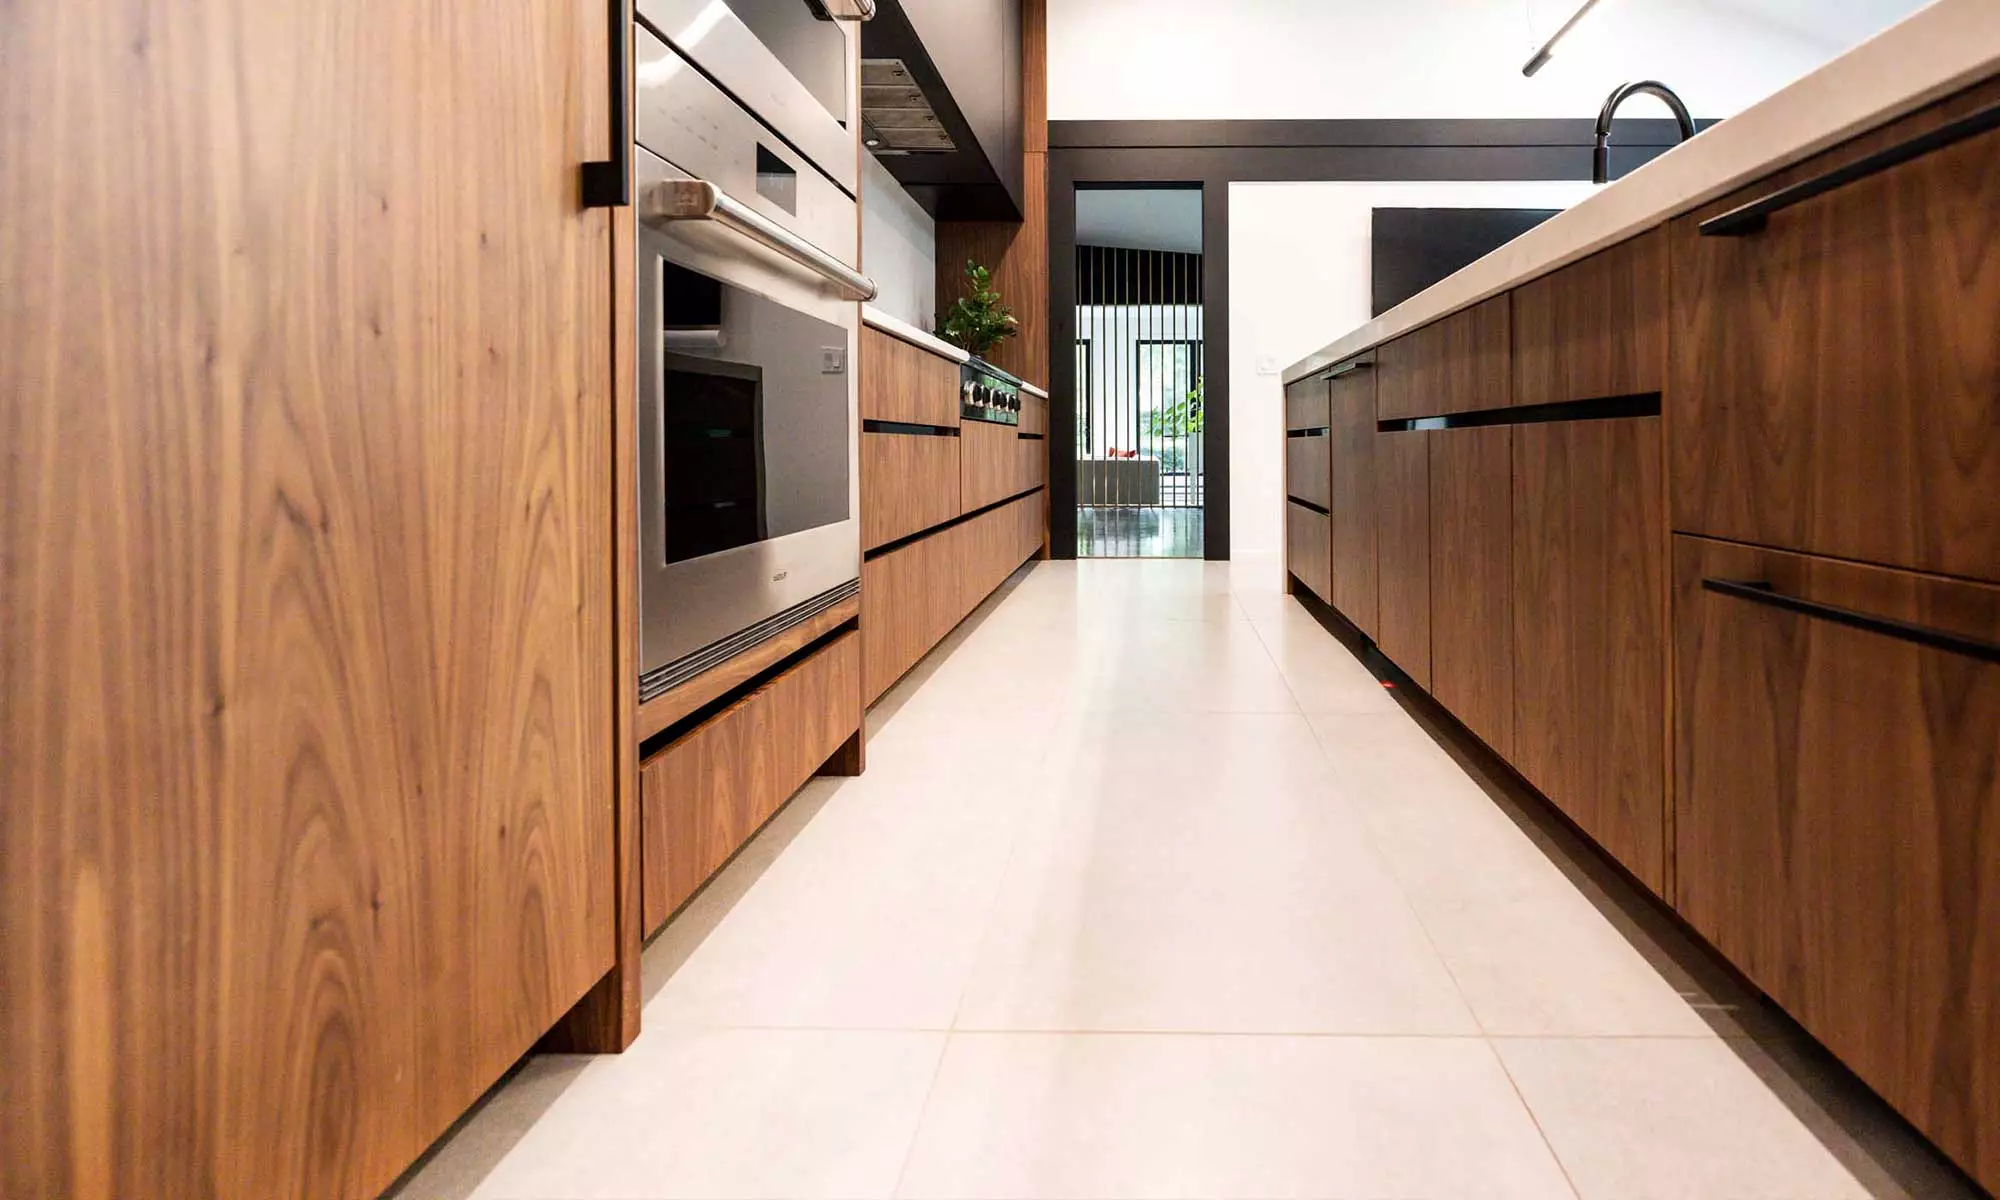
1283, 0, 2000, 384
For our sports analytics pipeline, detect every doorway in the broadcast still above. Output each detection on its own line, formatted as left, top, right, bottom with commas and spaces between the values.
1071, 187, 1206, 558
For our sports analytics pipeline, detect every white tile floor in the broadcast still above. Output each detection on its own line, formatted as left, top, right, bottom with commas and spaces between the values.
394, 558, 1977, 1200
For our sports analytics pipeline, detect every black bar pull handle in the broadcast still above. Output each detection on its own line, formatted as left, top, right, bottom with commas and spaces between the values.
1702, 577, 2000, 664
582, 0, 632, 209
1700, 101, 2000, 237
1327, 358, 1374, 380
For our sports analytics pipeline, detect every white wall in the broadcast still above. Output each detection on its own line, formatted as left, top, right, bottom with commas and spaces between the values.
860, 153, 938, 329
1227, 180, 1597, 557
1049, 0, 1928, 122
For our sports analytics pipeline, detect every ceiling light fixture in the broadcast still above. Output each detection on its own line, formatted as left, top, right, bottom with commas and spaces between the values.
1522, 0, 1609, 77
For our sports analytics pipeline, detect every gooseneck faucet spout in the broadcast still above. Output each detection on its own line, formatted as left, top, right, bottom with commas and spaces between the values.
1594, 81, 1696, 184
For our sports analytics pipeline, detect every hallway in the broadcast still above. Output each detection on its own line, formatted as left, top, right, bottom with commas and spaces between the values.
399, 560, 1970, 1200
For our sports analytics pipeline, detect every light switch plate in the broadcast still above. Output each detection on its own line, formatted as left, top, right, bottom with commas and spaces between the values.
1256, 355, 1281, 376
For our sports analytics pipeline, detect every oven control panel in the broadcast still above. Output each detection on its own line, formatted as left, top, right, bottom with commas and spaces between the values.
961, 359, 1022, 426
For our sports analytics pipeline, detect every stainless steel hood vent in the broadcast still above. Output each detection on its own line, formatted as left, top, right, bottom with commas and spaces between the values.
861, 59, 956, 154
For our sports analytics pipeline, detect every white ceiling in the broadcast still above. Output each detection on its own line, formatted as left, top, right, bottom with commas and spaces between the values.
1075, 188, 1204, 255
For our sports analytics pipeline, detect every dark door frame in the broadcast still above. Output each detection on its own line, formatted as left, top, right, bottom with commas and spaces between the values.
1046, 117, 1705, 561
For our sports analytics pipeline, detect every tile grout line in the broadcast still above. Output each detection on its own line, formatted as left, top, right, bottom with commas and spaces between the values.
1487, 1038, 1588, 1200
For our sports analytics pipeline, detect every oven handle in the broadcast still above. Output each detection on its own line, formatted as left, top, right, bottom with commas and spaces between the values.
641, 179, 879, 302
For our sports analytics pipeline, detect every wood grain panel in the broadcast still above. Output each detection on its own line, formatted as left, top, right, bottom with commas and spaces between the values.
936, 151, 1050, 389
1513, 229, 1666, 406
1329, 367, 1379, 637
1431, 427, 1514, 757
1668, 76, 2000, 583
864, 433, 961, 550
862, 326, 961, 427
0, 0, 617, 1194
1673, 536, 2000, 1193
1285, 376, 1330, 431
1375, 296, 1511, 420
1513, 418, 1667, 894
1285, 433, 1331, 510
1287, 502, 1332, 604
1022, 0, 1047, 154
1018, 434, 1049, 493
635, 596, 861, 742
641, 631, 861, 930
1019, 390, 1049, 436
1375, 432, 1432, 688
961, 419, 1021, 513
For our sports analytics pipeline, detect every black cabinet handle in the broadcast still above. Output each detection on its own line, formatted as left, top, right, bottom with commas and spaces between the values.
1327, 358, 1374, 380
1702, 577, 2000, 664
581, 0, 632, 209
1699, 101, 2000, 237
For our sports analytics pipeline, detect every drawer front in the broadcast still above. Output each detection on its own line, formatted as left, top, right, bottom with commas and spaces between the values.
1017, 434, 1047, 493
1513, 230, 1666, 407
1376, 296, 1510, 420
862, 326, 961, 427
960, 419, 1020, 513
862, 432, 960, 550
1674, 536, 2000, 1190
1286, 500, 1331, 604
1285, 431, 1330, 509
641, 630, 861, 930
1285, 375, 1329, 432
1668, 82, 2000, 582
1019, 390, 1048, 436
1429, 426, 1513, 759
1375, 430, 1431, 688
1329, 366, 1379, 637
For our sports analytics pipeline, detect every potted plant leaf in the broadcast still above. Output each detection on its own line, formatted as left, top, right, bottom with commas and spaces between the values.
942, 260, 1019, 361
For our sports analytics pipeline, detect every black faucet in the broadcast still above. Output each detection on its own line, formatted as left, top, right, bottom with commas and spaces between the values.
1594, 81, 1696, 184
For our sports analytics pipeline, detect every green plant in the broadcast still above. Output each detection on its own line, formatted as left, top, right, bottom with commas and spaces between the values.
941, 261, 1019, 359
1144, 377, 1205, 437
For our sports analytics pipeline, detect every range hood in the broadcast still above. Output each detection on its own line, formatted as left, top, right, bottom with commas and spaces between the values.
860, 0, 1023, 221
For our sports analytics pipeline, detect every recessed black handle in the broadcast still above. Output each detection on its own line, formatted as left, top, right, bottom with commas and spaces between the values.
1702, 577, 2000, 664
581, 0, 632, 209
1327, 358, 1373, 380
1700, 101, 2000, 237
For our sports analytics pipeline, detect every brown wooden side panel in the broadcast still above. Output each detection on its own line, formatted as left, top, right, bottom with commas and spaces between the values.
1431, 427, 1514, 758
0, 1, 616, 1196
1513, 418, 1667, 894
1287, 502, 1333, 604
1513, 229, 1667, 406
863, 433, 962, 550
1285, 432, 1331, 510
961, 419, 1020, 513
1673, 537, 2000, 1192
861, 326, 961, 427
641, 631, 861, 931
1667, 77, 2000, 583
1375, 296, 1511, 420
1375, 432, 1432, 688
1330, 368, 1379, 637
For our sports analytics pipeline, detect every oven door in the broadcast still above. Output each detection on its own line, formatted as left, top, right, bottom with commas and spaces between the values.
637, 147, 862, 700
637, 0, 858, 197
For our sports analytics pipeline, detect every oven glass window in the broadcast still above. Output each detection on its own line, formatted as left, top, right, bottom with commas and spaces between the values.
729, 0, 848, 127
660, 259, 850, 564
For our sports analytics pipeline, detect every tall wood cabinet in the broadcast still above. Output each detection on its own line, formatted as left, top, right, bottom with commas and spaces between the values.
0, 2, 620, 1196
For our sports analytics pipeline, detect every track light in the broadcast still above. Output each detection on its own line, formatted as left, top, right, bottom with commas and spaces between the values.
1522, 0, 1609, 77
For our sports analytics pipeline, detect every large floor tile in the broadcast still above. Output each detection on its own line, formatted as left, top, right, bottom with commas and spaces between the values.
1496, 1038, 1872, 1200
896, 1033, 1576, 1199
470, 1029, 945, 1200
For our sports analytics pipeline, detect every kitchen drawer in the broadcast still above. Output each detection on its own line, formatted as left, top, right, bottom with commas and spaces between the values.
1019, 390, 1048, 436
641, 630, 861, 931
1376, 296, 1510, 420
1286, 500, 1331, 604
1430, 426, 1513, 758
960, 419, 1019, 513
862, 432, 960, 551
1017, 434, 1047, 493
1668, 78, 2000, 582
1329, 365, 1379, 637
1375, 430, 1431, 688
1513, 230, 1666, 407
1285, 374, 1329, 431
1285, 431, 1330, 509
1674, 536, 2000, 1191
862, 326, 961, 427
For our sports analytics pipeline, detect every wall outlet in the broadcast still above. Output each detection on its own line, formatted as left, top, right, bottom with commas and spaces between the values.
1255, 355, 1281, 376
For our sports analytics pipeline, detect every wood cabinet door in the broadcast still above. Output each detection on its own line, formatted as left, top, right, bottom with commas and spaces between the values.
1376, 297, 1511, 420
1674, 536, 2000, 1192
1668, 79, 2000, 583
863, 327, 962, 427
1329, 366, 1380, 637
0, 2, 618, 1196
1285, 375, 1330, 431
1431, 427, 1514, 758
863, 433, 961, 550
1513, 230, 1666, 407
1375, 431, 1432, 688
1513, 418, 1666, 893
961, 420, 1019, 513
1285, 431, 1331, 509
1286, 501, 1332, 604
